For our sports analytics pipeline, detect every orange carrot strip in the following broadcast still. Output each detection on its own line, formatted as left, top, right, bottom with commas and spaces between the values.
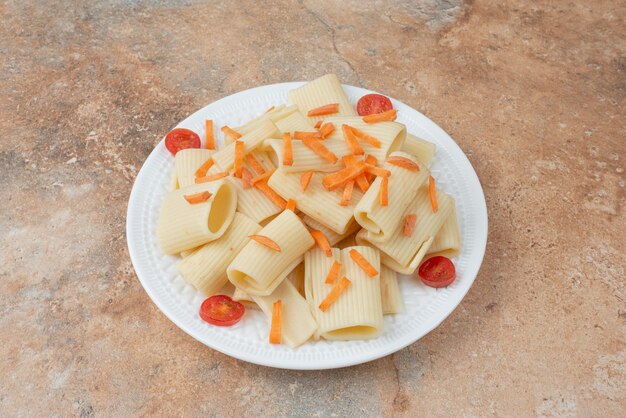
195, 172, 229, 183
310, 230, 332, 257
307, 103, 339, 117
241, 167, 253, 189
354, 174, 370, 193
249, 234, 281, 252
195, 157, 215, 178
221, 125, 242, 140
342, 154, 360, 166
387, 156, 419, 171
183, 191, 211, 204
300, 171, 313, 192
362, 109, 397, 123
283, 133, 293, 166
265, 105, 275, 113
325, 261, 342, 284
320, 122, 335, 138
314, 120, 323, 129
294, 131, 323, 140
379, 176, 389, 206
233, 140, 244, 178
319, 276, 351, 312
254, 182, 287, 209
365, 164, 391, 178
363, 155, 378, 182
350, 126, 382, 148
285, 198, 297, 212
205, 120, 215, 150
246, 154, 266, 175
251, 169, 276, 185
403, 214, 417, 236
342, 124, 364, 155
349, 249, 378, 277
340, 180, 354, 206
302, 138, 338, 163
269, 300, 282, 344
322, 162, 366, 191
429, 175, 438, 212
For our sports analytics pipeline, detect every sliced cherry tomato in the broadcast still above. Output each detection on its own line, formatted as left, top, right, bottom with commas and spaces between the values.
356, 94, 393, 116
418, 256, 456, 288
165, 128, 201, 156
199, 295, 245, 326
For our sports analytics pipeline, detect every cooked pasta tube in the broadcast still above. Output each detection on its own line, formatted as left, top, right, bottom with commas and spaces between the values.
402, 134, 436, 166
231, 287, 259, 310
234, 105, 298, 137
354, 152, 429, 242
288, 74, 357, 124
274, 111, 317, 134
301, 215, 360, 246
380, 265, 403, 314
227, 177, 282, 223
426, 205, 461, 257
356, 187, 454, 274
174, 148, 214, 188
263, 138, 346, 172
227, 210, 314, 296
252, 279, 317, 348
157, 180, 237, 255
211, 119, 276, 171
304, 246, 383, 340
287, 262, 305, 296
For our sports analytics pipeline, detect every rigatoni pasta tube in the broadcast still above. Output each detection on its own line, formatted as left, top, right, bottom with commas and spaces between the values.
231, 287, 259, 310
301, 215, 360, 246
252, 278, 318, 348
263, 138, 345, 173
402, 134, 436, 166
227, 177, 282, 223
174, 148, 213, 188
354, 152, 429, 242
177, 213, 261, 295
426, 205, 461, 257
380, 265, 403, 314
227, 210, 314, 296
288, 74, 357, 124
157, 180, 237, 255
268, 170, 363, 234
274, 111, 316, 134
304, 246, 383, 340
234, 105, 298, 137
212, 119, 276, 171
356, 187, 454, 274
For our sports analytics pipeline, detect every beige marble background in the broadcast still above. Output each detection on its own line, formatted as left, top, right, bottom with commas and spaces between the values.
1, 0, 624, 416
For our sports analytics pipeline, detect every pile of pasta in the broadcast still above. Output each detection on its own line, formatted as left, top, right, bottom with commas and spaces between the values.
157, 74, 460, 348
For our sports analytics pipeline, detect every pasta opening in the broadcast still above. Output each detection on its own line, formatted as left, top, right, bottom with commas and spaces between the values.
354, 210, 380, 235
387, 128, 406, 154
324, 325, 379, 340
208, 184, 235, 233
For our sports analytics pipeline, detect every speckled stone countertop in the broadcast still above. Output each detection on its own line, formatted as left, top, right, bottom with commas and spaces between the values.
1, 0, 624, 416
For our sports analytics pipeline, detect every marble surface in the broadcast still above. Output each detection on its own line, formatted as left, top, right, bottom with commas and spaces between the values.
1, 0, 624, 416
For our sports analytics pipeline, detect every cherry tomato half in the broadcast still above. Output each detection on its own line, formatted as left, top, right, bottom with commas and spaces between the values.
165, 128, 201, 156
418, 256, 456, 288
199, 295, 245, 326
356, 94, 393, 116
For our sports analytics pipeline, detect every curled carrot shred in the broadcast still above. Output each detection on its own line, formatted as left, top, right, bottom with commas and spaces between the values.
403, 214, 417, 236
254, 182, 287, 209
283, 133, 293, 166
205, 120, 215, 150
429, 175, 438, 212
221, 125, 242, 140
320, 122, 335, 138
249, 234, 281, 251
294, 131, 323, 140
307, 103, 339, 117
251, 169, 276, 185
269, 300, 282, 344
325, 261, 342, 284
314, 120, 323, 129
342, 124, 364, 156
340, 179, 355, 206
300, 171, 313, 192
322, 162, 367, 191
302, 138, 338, 163
387, 156, 419, 171
246, 154, 266, 175
310, 230, 332, 257
350, 126, 381, 148
379, 176, 389, 206
195, 172, 229, 183
349, 249, 378, 277
195, 157, 215, 178
365, 164, 391, 178
354, 175, 369, 193
184, 191, 212, 204
233, 140, 244, 178
319, 276, 351, 312
285, 198, 297, 212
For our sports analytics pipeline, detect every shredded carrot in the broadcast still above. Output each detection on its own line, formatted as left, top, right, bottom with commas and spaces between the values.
265, 105, 275, 113
183, 191, 212, 204
195, 157, 215, 178
349, 249, 378, 277
283, 133, 293, 166
403, 214, 417, 236
205, 120, 215, 150
363, 155, 378, 182
362, 109, 397, 123
319, 276, 351, 312
379, 176, 389, 206
340, 180, 354, 206
300, 171, 313, 192
314, 120, 323, 129
269, 300, 282, 344
249, 234, 281, 252
322, 162, 367, 191
354, 175, 370, 193
342, 124, 364, 156
233, 140, 244, 178
307, 103, 339, 117
325, 261, 342, 284
302, 138, 338, 163
342, 154, 360, 166
320, 122, 335, 138
429, 175, 438, 212
310, 230, 332, 257
285, 198, 297, 212
387, 155, 419, 171
251, 169, 276, 185
294, 131, 323, 140
254, 182, 287, 209
246, 154, 266, 175
221, 125, 242, 140
195, 172, 229, 183
365, 164, 391, 178
241, 167, 253, 189
350, 126, 381, 148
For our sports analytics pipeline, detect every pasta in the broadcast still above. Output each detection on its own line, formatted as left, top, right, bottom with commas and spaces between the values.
287, 262, 305, 296
274, 111, 317, 134
426, 205, 461, 257
227, 210, 315, 296
354, 152, 429, 242
263, 138, 345, 173
402, 134, 436, 166
174, 148, 214, 188
380, 265, 403, 314
301, 215, 360, 246
231, 287, 259, 309
157, 180, 237, 255
211, 119, 276, 171
233, 104, 298, 136
227, 177, 282, 223
288, 74, 357, 124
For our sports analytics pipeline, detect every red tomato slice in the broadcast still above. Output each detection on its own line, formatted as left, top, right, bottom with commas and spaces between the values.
199, 295, 245, 326
165, 128, 201, 156
356, 94, 393, 116
418, 256, 456, 288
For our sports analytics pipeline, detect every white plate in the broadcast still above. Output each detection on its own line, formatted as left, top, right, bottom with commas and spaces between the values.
126, 82, 488, 370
